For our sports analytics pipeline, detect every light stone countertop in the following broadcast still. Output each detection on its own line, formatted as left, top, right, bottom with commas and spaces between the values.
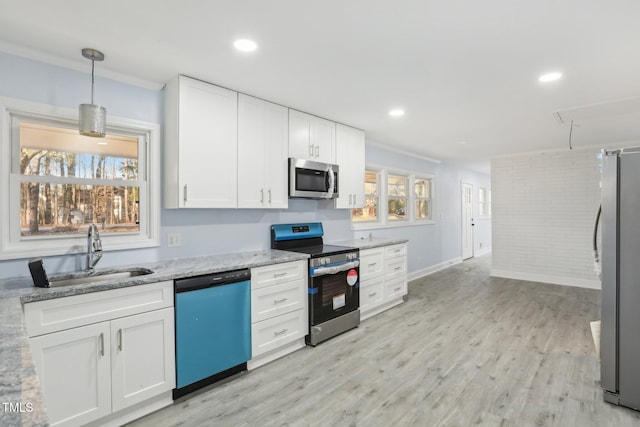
0, 249, 309, 427
331, 237, 409, 250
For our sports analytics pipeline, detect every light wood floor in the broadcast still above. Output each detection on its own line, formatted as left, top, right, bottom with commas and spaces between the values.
129, 254, 640, 426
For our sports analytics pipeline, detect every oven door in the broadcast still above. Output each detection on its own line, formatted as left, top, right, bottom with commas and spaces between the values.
309, 260, 359, 325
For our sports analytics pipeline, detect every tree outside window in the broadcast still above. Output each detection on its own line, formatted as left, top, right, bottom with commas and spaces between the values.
388, 174, 407, 221
16, 119, 141, 238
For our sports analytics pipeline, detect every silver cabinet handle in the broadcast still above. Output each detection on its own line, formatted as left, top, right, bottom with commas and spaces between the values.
268, 189, 272, 203
349, 194, 352, 205
274, 297, 288, 304
368, 292, 377, 297
368, 262, 377, 267
99, 333, 104, 357
261, 188, 264, 203
118, 329, 123, 352
273, 272, 287, 278
309, 144, 314, 157
394, 266, 402, 271
183, 185, 188, 204
274, 328, 288, 336
394, 287, 401, 292
315, 145, 319, 157
353, 194, 356, 205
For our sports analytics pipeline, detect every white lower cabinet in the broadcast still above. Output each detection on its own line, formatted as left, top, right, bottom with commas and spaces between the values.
25, 282, 175, 427
30, 322, 112, 427
359, 243, 408, 320
248, 260, 308, 370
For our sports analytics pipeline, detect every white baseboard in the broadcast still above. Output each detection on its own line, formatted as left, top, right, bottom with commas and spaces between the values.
475, 247, 492, 257
490, 269, 601, 290
408, 257, 463, 282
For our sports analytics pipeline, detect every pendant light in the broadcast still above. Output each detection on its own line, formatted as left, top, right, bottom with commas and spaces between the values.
79, 48, 106, 137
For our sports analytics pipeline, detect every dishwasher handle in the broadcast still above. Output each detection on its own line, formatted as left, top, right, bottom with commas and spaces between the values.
175, 269, 251, 293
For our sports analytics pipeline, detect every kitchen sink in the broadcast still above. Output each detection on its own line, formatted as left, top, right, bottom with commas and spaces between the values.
48, 268, 154, 287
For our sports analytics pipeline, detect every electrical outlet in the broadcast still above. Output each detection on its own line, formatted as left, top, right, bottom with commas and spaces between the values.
167, 233, 182, 247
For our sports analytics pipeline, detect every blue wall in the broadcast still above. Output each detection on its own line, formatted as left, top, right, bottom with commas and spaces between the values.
0, 50, 490, 280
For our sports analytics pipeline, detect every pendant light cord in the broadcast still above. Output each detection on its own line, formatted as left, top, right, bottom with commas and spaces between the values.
91, 56, 95, 104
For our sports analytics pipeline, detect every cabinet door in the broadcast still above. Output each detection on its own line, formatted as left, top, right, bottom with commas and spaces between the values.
289, 109, 313, 160
312, 116, 336, 164
111, 308, 176, 412
264, 101, 289, 208
335, 124, 365, 208
238, 93, 268, 208
178, 76, 238, 208
30, 322, 111, 427
238, 94, 288, 209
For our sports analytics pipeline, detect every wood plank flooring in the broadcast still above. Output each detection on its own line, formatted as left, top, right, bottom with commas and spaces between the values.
128, 254, 640, 426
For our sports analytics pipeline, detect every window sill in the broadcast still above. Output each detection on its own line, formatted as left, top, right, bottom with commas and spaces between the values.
351, 219, 436, 231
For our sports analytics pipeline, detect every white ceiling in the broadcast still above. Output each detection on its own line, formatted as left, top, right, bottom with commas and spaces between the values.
1, 0, 640, 173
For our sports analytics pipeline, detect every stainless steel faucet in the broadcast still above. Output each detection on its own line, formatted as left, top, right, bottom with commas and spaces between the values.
87, 223, 103, 273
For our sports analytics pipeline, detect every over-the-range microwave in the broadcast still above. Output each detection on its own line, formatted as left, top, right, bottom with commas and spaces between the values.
289, 157, 339, 199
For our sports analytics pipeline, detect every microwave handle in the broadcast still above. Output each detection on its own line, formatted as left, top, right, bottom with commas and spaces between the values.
327, 166, 335, 198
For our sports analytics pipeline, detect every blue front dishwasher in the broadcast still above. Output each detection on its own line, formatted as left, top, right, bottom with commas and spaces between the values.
173, 269, 251, 399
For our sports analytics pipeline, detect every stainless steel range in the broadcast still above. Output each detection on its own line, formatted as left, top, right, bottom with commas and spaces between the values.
271, 223, 360, 346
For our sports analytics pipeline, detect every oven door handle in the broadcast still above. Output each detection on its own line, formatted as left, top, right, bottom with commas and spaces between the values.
311, 260, 359, 277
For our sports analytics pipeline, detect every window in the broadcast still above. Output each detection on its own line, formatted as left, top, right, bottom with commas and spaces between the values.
351, 166, 435, 229
352, 170, 379, 222
414, 178, 432, 220
387, 174, 407, 221
18, 121, 140, 237
1, 99, 160, 259
479, 187, 491, 217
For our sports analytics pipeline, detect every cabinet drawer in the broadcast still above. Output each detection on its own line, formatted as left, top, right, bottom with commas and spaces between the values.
359, 248, 384, 279
360, 277, 384, 312
385, 244, 407, 259
252, 309, 306, 357
385, 277, 408, 300
251, 261, 305, 290
24, 281, 174, 337
385, 257, 407, 280
252, 280, 306, 323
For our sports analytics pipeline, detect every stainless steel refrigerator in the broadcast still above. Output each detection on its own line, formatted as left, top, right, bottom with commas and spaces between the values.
600, 147, 640, 410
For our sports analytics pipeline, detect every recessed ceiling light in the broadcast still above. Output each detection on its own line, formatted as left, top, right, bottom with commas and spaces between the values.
389, 109, 405, 117
233, 39, 258, 52
97, 141, 108, 145
538, 72, 562, 83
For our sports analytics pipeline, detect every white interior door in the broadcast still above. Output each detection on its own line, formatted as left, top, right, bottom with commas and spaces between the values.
461, 182, 474, 260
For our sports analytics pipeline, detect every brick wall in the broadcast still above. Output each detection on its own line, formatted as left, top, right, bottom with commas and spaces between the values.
491, 147, 602, 289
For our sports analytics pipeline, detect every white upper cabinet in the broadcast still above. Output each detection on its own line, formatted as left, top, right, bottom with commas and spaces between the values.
164, 75, 238, 208
238, 94, 289, 209
335, 124, 365, 209
288, 109, 336, 164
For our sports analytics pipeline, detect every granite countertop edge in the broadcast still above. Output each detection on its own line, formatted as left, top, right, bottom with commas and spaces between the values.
0, 249, 309, 427
331, 237, 409, 250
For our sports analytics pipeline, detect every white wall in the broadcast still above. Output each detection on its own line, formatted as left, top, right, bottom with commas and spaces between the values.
491, 147, 602, 289
0, 50, 490, 281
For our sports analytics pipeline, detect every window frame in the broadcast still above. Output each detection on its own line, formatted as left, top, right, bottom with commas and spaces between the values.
0, 97, 160, 260
387, 173, 408, 222
351, 168, 381, 224
479, 187, 492, 218
414, 176, 434, 222
351, 165, 436, 231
